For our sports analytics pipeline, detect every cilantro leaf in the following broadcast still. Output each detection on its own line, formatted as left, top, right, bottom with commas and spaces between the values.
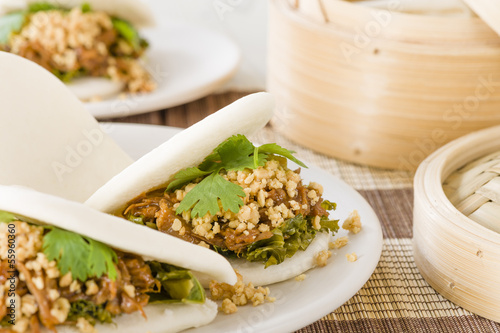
43, 227, 118, 282
43, 228, 90, 281
88, 239, 118, 280
257, 143, 307, 168
176, 173, 245, 217
0, 211, 16, 223
167, 167, 211, 192
217, 135, 265, 171
170, 135, 307, 218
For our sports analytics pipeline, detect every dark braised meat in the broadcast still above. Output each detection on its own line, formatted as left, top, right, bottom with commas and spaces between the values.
123, 180, 329, 254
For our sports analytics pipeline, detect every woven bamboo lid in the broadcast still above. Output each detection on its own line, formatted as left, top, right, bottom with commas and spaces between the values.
444, 150, 500, 233
268, 0, 500, 170
413, 125, 500, 322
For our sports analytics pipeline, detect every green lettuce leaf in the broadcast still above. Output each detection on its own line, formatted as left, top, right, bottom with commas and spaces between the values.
147, 262, 205, 304
319, 216, 339, 233
0, 317, 13, 327
245, 214, 339, 268
245, 229, 286, 267
28, 3, 61, 12
0, 12, 25, 45
112, 17, 141, 51
0, 211, 16, 223
81, 3, 92, 13
126, 214, 158, 230
51, 68, 86, 82
67, 300, 114, 325
321, 200, 337, 211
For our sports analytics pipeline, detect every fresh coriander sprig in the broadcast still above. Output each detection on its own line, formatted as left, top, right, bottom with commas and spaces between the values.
169, 135, 307, 218
43, 227, 118, 282
1, 211, 118, 282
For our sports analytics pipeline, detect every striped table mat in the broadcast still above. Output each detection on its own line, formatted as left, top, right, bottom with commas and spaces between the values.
109, 91, 500, 333
253, 128, 500, 333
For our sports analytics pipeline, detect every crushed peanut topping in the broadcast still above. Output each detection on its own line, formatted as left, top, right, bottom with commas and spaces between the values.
0, 221, 159, 333
77, 317, 97, 333
125, 157, 331, 256
346, 252, 358, 262
209, 271, 274, 314
221, 298, 238, 315
0, 221, 43, 262
329, 236, 349, 249
314, 250, 332, 267
342, 210, 362, 234
295, 274, 307, 282
4, 7, 155, 95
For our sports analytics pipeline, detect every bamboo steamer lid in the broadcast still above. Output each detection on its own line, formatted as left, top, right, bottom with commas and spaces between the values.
413, 125, 500, 322
268, 0, 500, 170
463, 0, 500, 37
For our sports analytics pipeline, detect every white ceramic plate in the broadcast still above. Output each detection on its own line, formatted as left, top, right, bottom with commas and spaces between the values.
85, 23, 240, 119
104, 123, 383, 333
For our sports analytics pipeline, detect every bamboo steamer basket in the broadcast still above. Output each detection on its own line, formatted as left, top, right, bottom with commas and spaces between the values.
268, 0, 500, 170
413, 125, 500, 322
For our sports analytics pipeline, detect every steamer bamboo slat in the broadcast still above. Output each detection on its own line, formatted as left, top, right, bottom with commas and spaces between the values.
413, 125, 500, 322
444, 150, 500, 232
268, 0, 500, 170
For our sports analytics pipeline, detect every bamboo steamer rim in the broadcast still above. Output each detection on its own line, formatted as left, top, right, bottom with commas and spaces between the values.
413, 125, 500, 322
269, 0, 500, 171
415, 125, 500, 243
462, 0, 500, 37
279, 0, 498, 45
298, 0, 481, 24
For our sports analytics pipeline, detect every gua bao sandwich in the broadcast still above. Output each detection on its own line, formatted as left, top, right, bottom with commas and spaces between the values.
0, 185, 236, 333
86, 93, 339, 286
0, 0, 155, 100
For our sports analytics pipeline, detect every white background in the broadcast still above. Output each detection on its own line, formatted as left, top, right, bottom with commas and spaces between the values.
143, 0, 269, 91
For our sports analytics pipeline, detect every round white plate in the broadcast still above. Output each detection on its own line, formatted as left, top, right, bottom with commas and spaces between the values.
85, 23, 240, 119
104, 123, 383, 333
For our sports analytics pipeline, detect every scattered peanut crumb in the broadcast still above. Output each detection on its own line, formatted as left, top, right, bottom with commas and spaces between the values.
221, 298, 238, 314
314, 250, 332, 267
342, 210, 362, 234
295, 274, 307, 282
209, 271, 274, 314
76, 317, 97, 333
197, 241, 210, 249
329, 236, 349, 249
346, 252, 358, 262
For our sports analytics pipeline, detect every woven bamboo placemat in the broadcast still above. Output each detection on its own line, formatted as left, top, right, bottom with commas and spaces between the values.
107, 92, 500, 333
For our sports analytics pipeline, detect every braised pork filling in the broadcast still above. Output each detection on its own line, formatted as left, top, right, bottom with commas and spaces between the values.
122, 135, 339, 267
0, 219, 205, 333
0, 3, 155, 95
